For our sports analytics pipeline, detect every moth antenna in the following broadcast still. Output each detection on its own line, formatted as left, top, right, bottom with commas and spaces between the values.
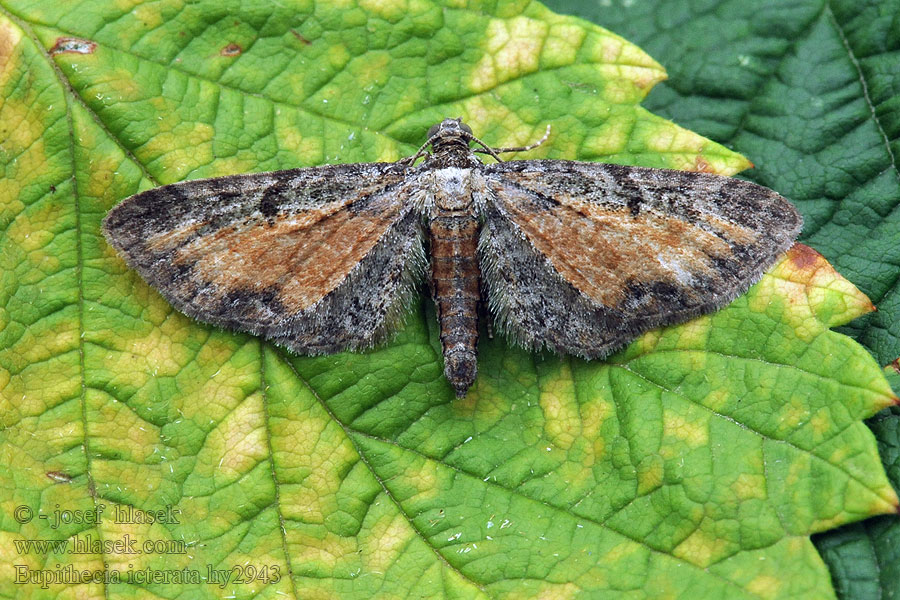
473, 125, 552, 160
469, 137, 505, 163
396, 152, 427, 167
397, 148, 430, 167
399, 128, 448, 166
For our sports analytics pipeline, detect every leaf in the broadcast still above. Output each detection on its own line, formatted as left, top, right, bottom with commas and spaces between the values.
541, 1, 900, 597
0, 1, 896, 598
814, 402, 900, 600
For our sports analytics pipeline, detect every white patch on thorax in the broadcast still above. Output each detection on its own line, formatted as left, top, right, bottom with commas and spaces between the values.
432, 168, 474, 211
434, 167, 471, 190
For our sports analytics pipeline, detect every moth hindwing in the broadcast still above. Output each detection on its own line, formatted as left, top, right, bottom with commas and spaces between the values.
103, 118, 802, 397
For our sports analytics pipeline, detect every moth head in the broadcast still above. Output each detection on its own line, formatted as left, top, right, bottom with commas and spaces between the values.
427, 118, 473, 143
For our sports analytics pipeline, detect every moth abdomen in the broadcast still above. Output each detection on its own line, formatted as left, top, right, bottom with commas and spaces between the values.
429, 214, 481, 397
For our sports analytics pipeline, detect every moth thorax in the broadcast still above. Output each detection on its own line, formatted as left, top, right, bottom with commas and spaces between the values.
430, 136, 470, 154
432, 168, 475, 211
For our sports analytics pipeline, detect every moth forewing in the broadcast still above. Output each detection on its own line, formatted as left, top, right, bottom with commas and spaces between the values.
102, 164, 426, 354
477, 160, 801, 359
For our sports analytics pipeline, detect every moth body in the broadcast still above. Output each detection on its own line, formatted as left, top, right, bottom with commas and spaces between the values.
102, 118, 802, 398
424, 166, 484, 396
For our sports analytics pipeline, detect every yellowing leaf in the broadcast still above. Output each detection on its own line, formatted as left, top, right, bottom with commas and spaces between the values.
0, 1, 895, 598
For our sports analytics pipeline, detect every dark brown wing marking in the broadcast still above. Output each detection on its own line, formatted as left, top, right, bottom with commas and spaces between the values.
479, 160, 802, 358
103, 163, 426, 352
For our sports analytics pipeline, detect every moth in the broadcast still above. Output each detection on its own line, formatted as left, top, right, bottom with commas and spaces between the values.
103, 118, 802, 397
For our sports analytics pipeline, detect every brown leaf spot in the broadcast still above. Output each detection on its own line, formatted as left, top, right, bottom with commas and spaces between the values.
220, 43, 242, 57
49, 37, 97, 55
693, 156, 713, 173
290, 29, 312, 45
785, 243, 821, 270
785, 243, 877, 313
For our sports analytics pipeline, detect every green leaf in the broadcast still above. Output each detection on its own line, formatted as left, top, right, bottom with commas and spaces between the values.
814, 404, 900, 600
1, 1, 896, 598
